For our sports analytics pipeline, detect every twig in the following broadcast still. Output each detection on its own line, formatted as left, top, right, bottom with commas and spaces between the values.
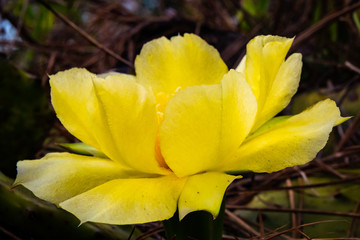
231, 175, 360, 194
292, 1, 360, 50
286, 179, 297, 238
16, 0, 28, 35
127, 226, 136, 240
227, 206, 360, 218
336, 76, 360, 106
225, 209, 260, 237
295, 228, 311, 240
345, 61, 360, 75
134, 226, 163, 240
35, 0, 134, 68
0, 225, 22, 240
228, 149, 360, 201
296, 176, 305, 233
230, 24, 262, 69
42, 51, 57, 86
222, 234, 245, 240
336, 113, 360, 152
258, 211, 264, 237
251, 224, 294, 240
263, 220, 341, 240
294, 166, 320, 196
313, 158, 347, 179
347, 201, 360, 237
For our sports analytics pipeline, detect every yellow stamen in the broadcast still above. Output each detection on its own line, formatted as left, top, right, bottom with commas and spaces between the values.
154, 88, 182, 168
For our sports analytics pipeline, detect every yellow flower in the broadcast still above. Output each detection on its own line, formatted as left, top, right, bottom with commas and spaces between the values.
15, 34, 344, 225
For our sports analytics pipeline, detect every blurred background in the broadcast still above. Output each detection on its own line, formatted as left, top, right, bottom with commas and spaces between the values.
1, 0, 360, 239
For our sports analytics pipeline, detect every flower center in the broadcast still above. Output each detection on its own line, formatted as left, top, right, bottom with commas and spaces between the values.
154, 87, 182, 169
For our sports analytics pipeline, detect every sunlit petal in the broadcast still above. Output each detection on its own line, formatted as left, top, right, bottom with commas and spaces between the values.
50, 69, 167, 174
92, 75, 169, 174
255, 53, 302, 129
178, 172, 238, 220
223, 99, 341, 173
160, 70, 257, 177
235, 36, 301, 130
16, 34, 347, 228
135, 34, 228, 94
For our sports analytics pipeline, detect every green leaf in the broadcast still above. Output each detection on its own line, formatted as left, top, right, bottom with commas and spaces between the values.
236, 175, 360, 238
60, 142, 107, 158
0, 58, 53, 177
0, 172, 148, 240
163, 198, 225, 240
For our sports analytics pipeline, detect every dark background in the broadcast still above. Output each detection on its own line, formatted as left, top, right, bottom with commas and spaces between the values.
1, 0, 360, 239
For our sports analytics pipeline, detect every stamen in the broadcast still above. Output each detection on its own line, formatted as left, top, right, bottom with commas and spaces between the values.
154, 88, 182, 169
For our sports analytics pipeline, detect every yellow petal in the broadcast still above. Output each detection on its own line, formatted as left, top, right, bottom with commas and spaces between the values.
51, 69, 167, 174
244, 115, 291, 142
236, 35, 301, 130
236, 55, 246, 73
97, 71, 123, 78
223, 99, 341, 173
161, 83, 220, 177
14, 152, 132, 204
335, 116, 351, 126
50, 68, 101, 149
60, 175, 186, 225
160, 70, 257, 177
178, 172, 239, 220
255, 53, 302, 129
135, 33, 228, 94
241, 35, 293, 101
219, 70, 258, 167
92, 75, 168, 174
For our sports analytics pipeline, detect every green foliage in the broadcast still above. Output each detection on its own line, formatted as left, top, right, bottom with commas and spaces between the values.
60, 142, 108, 158
238, 0, 269, 32
353, 11, 360, 31
237, 175, 360, 238
1, 0, 359, 238
0, 172, 146, 240
164, 200, 225, 240
291, 83, 360, 116
8, 0, 55, 41
241, 0, 269, 16
0, 57, 53, 177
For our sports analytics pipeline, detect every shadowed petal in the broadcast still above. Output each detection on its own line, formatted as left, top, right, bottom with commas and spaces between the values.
14, 152, 134, 204
92, 75, 169, 174
50, 68, 101, 149
60, 175, 186, 225
223, 99, 341, 173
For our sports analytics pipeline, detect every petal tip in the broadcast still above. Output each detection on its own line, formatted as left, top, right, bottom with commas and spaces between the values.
179, 208, 191, 221
335, 116, 351, 126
